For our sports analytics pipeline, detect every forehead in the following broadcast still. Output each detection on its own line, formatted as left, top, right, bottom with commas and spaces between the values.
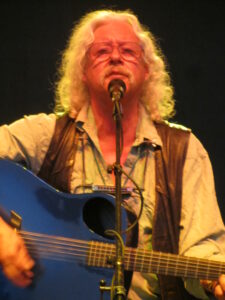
93, 20, 139, 43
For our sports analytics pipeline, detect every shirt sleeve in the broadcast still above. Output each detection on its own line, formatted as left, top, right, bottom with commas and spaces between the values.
179, 133, 225, 299
0, 113, 56, 173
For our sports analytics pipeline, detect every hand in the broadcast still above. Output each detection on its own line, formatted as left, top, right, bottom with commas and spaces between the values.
0, 217, 35, 287
213, 275, 225, 300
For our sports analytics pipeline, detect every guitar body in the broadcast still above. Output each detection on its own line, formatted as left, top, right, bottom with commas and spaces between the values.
0, 159, 126, 300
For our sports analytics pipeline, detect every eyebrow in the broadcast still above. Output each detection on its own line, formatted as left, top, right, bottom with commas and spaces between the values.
92, 40, 140, 44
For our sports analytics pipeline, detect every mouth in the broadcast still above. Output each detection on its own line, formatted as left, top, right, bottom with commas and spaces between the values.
106, 71, 127, 79
102, 69, 131, 90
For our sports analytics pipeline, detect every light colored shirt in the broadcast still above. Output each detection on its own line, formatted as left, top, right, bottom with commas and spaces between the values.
1, 105, 225, 299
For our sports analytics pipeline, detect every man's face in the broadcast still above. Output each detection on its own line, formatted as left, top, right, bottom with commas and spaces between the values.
83, 20, 149, 101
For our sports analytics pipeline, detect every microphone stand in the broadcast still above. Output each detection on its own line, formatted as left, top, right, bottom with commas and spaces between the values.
110, 82, 126, 300
99, 79, 126, 299
100, 79, 144, 299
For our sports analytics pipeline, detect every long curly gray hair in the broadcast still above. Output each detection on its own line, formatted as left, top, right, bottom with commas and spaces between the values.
55, 9, 175, 120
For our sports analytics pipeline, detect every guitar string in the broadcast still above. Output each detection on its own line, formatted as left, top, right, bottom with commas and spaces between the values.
24, 244, 222, 280
23, 249, 223, 279
22, 243, 222, 275
21, 231, 225, 271
21, 230, 224, 269
20, 231, 225, 279
24, 244, 221, 280
26, 242, 223, 275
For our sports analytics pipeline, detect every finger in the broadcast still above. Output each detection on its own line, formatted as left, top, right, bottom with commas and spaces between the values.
2, 263, 33, 288
214, 284, 225, 300
215, 275, 225, 300
219, 275, 225, 291
17, 248, 35, 271
13, 240, 35, 271
2, 243, 34, 287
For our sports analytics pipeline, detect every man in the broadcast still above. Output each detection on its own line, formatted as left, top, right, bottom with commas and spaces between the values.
0, 9, 225, 299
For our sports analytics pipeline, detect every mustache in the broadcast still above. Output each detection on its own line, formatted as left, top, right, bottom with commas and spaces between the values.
103, 67, 132, 78
100, 67, 133, 88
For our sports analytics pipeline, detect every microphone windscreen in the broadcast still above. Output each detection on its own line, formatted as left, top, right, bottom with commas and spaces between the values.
108, 79, 126, 99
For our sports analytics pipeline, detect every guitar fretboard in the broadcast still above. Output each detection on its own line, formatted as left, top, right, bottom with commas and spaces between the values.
88, 241, 225, 280
21, 231, 225, 281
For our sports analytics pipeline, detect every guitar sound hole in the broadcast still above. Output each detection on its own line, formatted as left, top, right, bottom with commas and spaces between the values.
83, 197, 115, 240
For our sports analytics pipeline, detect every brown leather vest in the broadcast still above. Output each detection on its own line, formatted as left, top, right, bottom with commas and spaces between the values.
38, 114, 197, 299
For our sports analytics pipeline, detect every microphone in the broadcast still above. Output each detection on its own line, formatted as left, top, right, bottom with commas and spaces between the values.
108, 79, 126, 101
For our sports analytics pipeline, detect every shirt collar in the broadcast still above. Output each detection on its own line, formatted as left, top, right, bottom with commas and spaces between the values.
75, 102, 162, 148
134, 104, 162, 147
75, 102, 90, 125
75, 103, 101, 151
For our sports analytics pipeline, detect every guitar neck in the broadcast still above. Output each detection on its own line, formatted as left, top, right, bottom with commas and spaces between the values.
88, 241, 225, 280
21, 230, 225, 281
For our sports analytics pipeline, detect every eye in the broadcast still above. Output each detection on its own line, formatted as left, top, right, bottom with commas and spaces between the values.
94, 46, 111, 57
121, 47, 135, 54
120, 45, 139, 58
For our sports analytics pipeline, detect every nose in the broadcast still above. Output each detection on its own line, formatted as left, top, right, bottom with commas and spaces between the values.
109, 46, 122, 64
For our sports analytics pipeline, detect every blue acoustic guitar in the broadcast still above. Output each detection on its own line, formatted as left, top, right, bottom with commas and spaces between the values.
0, 159, 224, 300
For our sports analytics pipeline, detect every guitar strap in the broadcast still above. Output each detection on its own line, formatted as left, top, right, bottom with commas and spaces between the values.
38, 114, 198, 299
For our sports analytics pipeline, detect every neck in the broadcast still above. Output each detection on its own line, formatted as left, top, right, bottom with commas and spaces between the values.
91, 94, 139, 137
90, 93, 139, 166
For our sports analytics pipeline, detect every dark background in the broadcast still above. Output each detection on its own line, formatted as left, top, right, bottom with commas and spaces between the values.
0, 1, 224, 216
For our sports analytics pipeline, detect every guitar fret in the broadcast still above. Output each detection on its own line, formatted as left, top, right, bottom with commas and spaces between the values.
173, 255, 179, 277
102, 242, 106, 267
97, 241, 102, 267
130, 248, 136, 271
134, 248, 139, 271
194, 258, 200, 278
137, 248, 146, 272
183, 256, 190, 277
94, 241, 99, 266
218, 262, 223, 278
163, 253, 170, 275
156, 252, 162, 274
87, 241, 94, 266
205, 260, 210, 279
92, 241, 98, 266
206, 260, 220, 280
125, 248, 131, 270
147, 250, 153, 273
139, 249, 145, 272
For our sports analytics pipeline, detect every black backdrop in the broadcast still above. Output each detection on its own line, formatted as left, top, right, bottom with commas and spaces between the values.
0, 0, 224, 217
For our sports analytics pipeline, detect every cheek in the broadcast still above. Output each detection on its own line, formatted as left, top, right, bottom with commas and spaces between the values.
133, 67, 148, 83
82, 65, 107, 92
132, 59, 149, 80
83, 63, 105, 81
